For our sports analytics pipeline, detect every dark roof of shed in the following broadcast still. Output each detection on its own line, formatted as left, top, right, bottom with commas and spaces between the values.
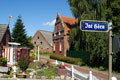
0, 24, 8, 42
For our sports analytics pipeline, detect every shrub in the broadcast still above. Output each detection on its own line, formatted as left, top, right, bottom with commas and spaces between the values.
99, 66, 105, 71
0, 57, 7, 66
18, 55, 30, 71
50, 54, 82, 65
30, 51, 36, 59
67, 50, 90, 64
1, 71, 13, 78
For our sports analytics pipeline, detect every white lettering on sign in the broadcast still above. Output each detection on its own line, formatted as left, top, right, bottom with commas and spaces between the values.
94, 24, 105, 30
85, 23, 93, 29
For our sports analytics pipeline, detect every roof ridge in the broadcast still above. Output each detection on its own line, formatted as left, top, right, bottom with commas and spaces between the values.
0, 24, 8, 25
61, 16, 77, 20
38, 30, 53, 33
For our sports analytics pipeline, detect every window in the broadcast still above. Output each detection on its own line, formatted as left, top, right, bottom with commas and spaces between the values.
59, 41, 62, 51
40, 41, 42, 45
59, 32, 61, 35
38, 37, 39, 39
34, 42, 36, 44
53, 42, 55, 51
54, 33, 56, 37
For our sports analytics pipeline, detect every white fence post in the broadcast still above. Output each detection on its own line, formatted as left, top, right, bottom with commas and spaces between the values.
56, 60, 58, 65
13, 66, 16, 78
111, 77, 117, 80
72, 65, 74, 79
62, 62, 64, 65
89, 71, 93, 80
38, 46, 39, 61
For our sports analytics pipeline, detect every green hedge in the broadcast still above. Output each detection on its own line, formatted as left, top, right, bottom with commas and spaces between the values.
50, 54, 82, 65
67, 50, 90, 64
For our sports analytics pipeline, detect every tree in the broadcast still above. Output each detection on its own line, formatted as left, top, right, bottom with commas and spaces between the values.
68, 0, 120, 71
12, 16, 33, 49
68, 0, 108, 67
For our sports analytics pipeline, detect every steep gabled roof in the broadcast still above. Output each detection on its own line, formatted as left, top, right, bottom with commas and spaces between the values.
39, 30, 53, 46
0, 24, 9, 42
55, 12, 78, 34
61, 16, 78, 26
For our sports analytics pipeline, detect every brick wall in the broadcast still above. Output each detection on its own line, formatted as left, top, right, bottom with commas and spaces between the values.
31, 31, 52, 53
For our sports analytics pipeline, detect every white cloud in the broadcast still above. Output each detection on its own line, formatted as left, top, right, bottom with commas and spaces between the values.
42, 19, 56, 27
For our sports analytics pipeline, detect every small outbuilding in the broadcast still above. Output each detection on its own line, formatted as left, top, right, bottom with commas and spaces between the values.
0, 24, 11, 57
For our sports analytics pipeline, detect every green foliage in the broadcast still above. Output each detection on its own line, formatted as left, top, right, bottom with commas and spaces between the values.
39, 52, 51, 57
18, 55, 30, 71
1, 71, 13, 78
30, 51, 36, 59
37, 68, 57, 79
0, 57, 7, 66
68, 0, 120, 72
99, 66, 105, 71
12, 16, 33, 49
67, 50, 90, 64
50, 54, 82, 65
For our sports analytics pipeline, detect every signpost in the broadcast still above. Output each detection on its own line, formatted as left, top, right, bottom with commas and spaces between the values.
80, 20, 108, 32
80, 20, 119, 80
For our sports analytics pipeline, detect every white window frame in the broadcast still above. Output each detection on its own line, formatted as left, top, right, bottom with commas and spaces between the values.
59, 32, 61, 35
54, 33, 56, 37
59, 41, 62, 51
53, 42, 55, 51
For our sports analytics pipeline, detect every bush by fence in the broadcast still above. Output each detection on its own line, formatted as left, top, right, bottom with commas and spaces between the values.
50, 54, 82, 65
67, 50, 90, 64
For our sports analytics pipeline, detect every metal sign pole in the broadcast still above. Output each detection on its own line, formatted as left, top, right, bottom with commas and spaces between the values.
109, 29, 112, 80
108, 20, 112, 80
80, 20, 115, 80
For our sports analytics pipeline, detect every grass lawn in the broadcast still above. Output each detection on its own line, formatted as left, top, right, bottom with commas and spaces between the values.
30, 51, 51, 59
40, 52, 51, 57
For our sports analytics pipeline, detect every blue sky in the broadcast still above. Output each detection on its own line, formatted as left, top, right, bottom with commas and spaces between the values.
0, 0, 73, 37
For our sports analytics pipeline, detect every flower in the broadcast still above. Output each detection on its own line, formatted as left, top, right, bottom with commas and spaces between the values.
46, 60, 50, 64
58, 64, 66, 69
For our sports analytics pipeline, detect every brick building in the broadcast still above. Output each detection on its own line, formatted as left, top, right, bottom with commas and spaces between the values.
53, 13, 78, 56
0, 24, 11, 57
31, 30, 53, 53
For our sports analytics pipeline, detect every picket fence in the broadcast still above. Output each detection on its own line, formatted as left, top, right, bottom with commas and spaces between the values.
65, 65, 99, 80
54, 60, 100, 80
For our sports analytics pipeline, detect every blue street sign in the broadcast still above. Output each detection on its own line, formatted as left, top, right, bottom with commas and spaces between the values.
80, 20, 108, 32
